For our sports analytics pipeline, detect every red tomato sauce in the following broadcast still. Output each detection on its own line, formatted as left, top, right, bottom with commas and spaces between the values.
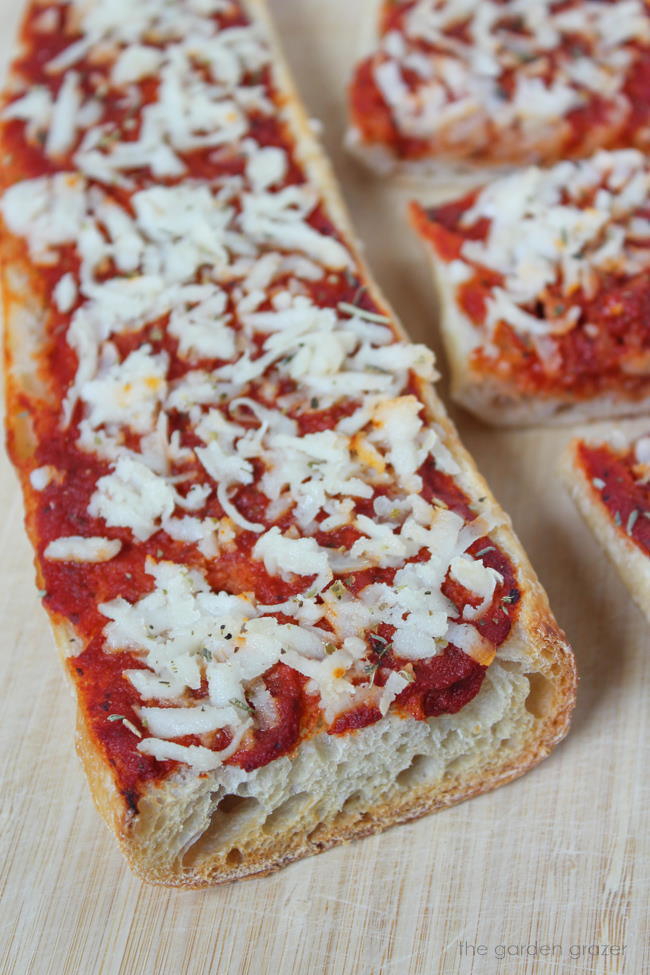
5, 1, 520, 803
349, 59, 430, 162
71, 637, 177, 808
577, 442, 650, 556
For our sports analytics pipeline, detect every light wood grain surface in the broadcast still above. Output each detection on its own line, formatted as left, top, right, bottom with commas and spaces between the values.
1, 2, 648, 973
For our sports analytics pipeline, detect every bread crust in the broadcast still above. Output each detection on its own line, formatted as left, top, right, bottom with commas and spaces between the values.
345, 126, 519, 185
419, 244, 650, 428
561, 435, 650, 625
2, 0, 576, 887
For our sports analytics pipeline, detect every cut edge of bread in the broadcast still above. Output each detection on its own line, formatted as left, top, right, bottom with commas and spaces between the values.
2, 0, 576, 888
76, 630, 576, 887
561, 435, 650, 626
344, 126, 520, 190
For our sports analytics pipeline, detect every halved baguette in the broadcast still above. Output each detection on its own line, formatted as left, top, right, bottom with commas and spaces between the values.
409, 151, 650, 428
2, 0, 576, 888
562, 433, 650, 625
415, 231, 650, 428
346, 0, 650, 179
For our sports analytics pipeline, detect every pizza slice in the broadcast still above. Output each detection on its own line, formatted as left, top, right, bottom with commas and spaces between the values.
347, 0, 650, 177
563, 431, 650, 624
1, 0, 575, 887
410, 150, 650, 426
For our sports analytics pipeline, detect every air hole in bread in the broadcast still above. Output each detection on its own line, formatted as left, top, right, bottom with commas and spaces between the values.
498, 659, 524, 674
218, 793, 256, 815
181, 794, 261, 868
341, 790, 363, 813
226, 848, 243, 867
524, 673, 555, 719
261, 792, 310, 835
396, 753, 436, 788
445, 754, 472, 777
307, 822, 328, 846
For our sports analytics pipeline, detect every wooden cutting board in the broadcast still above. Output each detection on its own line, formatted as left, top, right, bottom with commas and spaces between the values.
1, 2, 648, 973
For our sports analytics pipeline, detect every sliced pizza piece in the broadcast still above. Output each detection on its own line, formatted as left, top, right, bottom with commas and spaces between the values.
347, 0, 650, 177
562, 431, 650, 624
1, 0, 575, 888
410, 150, 650, 426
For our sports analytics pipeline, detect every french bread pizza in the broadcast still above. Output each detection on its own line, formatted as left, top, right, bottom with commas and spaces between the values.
410, 151, 650, 427
347, 0, 650, 178
562, 431, 650, 625
1, 0, 576, 887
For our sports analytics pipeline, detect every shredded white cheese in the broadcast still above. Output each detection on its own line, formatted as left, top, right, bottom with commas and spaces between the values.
88, 455, 176, 541
139, 704, 239, 739
44, 535, 122, 563
253, 528, 333, 593
30, 465, 57, 491
138, 719, 253, 772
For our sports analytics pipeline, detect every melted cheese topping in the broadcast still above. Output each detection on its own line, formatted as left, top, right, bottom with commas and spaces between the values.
359, 0, 650, 160
2, 0, 511, 772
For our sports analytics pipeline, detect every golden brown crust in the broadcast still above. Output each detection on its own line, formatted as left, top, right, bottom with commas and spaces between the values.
561, 436, 650, 625
2, 0, 576, 887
